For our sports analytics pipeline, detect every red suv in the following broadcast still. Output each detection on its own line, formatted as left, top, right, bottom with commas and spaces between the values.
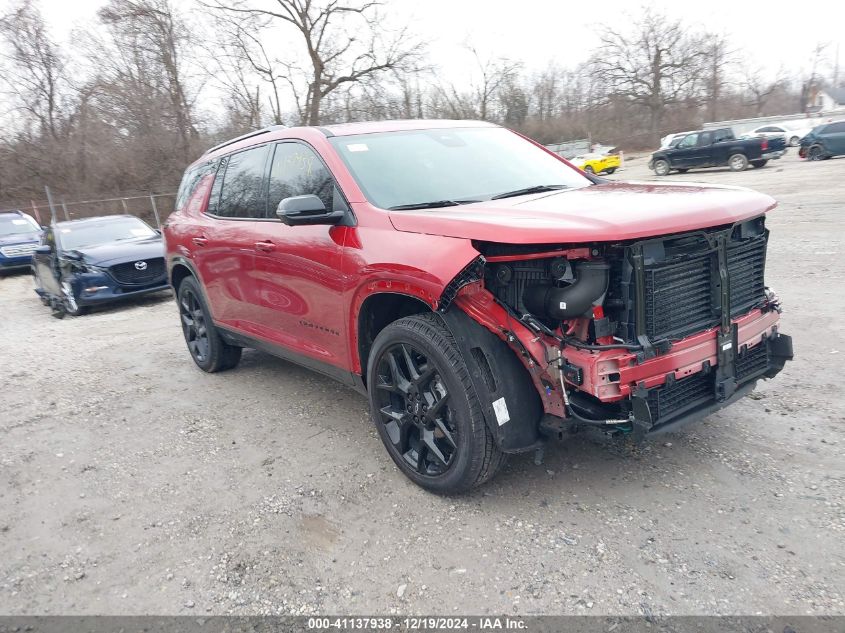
164, 120, 792, 493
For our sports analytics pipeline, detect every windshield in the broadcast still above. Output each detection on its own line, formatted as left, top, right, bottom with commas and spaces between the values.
329, 127, 592, 210
58, 217, 157, 250
0, 214, 40, 236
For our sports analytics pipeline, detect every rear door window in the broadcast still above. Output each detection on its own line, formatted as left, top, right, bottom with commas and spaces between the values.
825, 122, 845, 133
214, 146, 270, 218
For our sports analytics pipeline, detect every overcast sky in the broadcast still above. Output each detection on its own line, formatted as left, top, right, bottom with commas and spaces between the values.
32, 0, 845, 83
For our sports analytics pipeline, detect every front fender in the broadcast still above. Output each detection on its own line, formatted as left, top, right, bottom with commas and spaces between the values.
439, 307, 543, 454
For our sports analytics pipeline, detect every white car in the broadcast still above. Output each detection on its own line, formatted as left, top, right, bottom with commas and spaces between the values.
744, 124, 813, 147
660, 131, 695, 149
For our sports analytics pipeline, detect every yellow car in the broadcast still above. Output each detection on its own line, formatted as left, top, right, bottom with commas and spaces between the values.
571, 153, 620, 175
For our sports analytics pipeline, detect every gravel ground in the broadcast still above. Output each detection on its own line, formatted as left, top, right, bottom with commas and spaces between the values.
1, 152, 843, 616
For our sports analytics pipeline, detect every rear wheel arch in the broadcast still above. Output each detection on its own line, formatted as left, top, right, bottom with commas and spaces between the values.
170, 261, 195, 293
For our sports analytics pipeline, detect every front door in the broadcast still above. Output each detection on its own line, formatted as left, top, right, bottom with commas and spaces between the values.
248, 141, 349, 372
671, 132, 702, 168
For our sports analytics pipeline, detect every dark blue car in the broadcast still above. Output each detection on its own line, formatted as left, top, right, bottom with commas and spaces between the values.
32, 215, 169, 317
0, 210, 42, 272
799, 120, 845, 160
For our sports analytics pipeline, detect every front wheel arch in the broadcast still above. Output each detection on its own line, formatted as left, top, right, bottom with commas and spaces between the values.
356, 292, 433, 383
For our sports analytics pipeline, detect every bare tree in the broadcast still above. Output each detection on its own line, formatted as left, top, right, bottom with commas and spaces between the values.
741, 63, 786, 116
0, 0, 69, 140
702, 33, 734, 122
429, 47, 522, 122
96, 0, 198, 160
591, 9, 708, 142
205, 0, 423, 126
800, 42, 829, 113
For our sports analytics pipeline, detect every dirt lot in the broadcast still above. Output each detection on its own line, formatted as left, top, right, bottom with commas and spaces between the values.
1, 152, 843, 616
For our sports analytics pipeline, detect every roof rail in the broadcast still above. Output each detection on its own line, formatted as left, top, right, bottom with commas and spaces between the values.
203, 125, 287, 156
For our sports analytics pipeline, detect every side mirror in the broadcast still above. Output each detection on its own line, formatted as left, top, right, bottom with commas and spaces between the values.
276, 195, 344, 226
34, 245, 52, 255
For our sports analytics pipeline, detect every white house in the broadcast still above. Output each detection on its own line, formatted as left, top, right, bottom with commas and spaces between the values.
807, 86, 845, 113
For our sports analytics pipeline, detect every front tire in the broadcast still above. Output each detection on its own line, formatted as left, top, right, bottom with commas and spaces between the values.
728, 153, 748, 171
807, 145, 825, 161
367, 313, 505, 494
653, 159, 670, 176
583, 165, 594, 174
177, 276, 242, 372
750, 159, 768, 168
61, 280, 89, 316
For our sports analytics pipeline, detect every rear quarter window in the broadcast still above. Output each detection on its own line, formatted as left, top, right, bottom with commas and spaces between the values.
176, 160, 217, 213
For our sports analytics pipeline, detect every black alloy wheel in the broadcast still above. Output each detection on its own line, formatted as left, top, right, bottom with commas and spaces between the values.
180, 286, 210, 364
177, 276, 242, 372
367, 314, 505, 494
808, 145, 824, 161
374, 342, 457, 476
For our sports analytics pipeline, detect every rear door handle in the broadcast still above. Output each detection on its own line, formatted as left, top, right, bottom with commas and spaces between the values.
192, 236, 208, 247
254, 240, 275, 252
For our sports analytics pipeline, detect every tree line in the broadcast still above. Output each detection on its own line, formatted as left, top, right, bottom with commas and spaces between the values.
0, 0, 836, 209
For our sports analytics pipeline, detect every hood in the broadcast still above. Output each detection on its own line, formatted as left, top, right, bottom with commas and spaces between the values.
0, 231, 41, 247
71, 236, 164, 266
388, 182, 776, 244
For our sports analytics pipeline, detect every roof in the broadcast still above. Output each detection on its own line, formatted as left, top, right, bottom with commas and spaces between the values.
0, 210, 25, 217
54, 214, 136, 227
317, 119, 498, 137
202, 119, 499, 159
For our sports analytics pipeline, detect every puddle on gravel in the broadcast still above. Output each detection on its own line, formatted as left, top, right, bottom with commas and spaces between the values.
300, 514, 340, 550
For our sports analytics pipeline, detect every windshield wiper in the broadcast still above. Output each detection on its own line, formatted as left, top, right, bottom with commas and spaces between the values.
388, 199, 480, 211
491, 184, 569, 200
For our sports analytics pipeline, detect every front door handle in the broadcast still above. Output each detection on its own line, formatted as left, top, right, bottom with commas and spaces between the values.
192, 236, 208, 247
254, 240, 275, 253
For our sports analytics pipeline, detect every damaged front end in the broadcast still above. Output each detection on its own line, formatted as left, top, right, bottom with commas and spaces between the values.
437, 215, 793, 451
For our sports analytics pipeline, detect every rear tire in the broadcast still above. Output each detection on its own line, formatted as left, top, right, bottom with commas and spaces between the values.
177, 276, 242, 372
789, 136, 800, 147
750, 160, 768, 168
604, 167, 616, 174
367, 313, 505, 494
728, 153, 748, 171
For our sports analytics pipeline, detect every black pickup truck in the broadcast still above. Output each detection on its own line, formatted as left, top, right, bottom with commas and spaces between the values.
648, 128, 787, 176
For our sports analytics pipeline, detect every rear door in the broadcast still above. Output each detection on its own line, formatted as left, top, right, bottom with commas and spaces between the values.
249, 140, 350, 373
195, 145, 271, 326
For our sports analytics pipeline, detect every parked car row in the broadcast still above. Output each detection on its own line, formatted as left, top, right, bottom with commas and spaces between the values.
0, 210, 42, 272
0, 210, 169, 317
